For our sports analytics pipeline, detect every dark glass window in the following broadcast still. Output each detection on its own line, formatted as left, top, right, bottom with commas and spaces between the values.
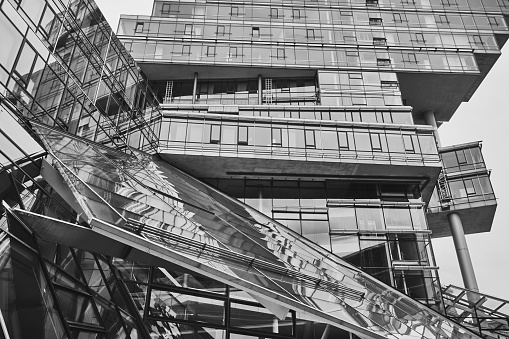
252, 27, 260, 37
306, 29, 315, 39
292, 9, 301, 19
373, 37, 387, 45
377, 58, 391, 66
369, 17, 383, 25
276, 48, 285, 59
182, 45, 191, 55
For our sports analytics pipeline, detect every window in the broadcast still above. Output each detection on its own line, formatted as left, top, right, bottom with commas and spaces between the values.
229, 46, 238, 58
276, 48, 285, 59
394, 13, 407, 23
238, 126, 248, 144
472, 35, 483, 45
373, 37, 387, 45
441, 0, 457, 5
292, 9, 301, 19
305, 130, 316, 148
338, 132, 349, 149
135, 22, 144, 33
381, 81, 399, 88
456, 150, 467, 164
402, 135, 414, 152
206, 46, 216, 56
436, 15, 449, 24
488, 16, 499, 26
270, 8, 279, 18
371, 134, 382, 151
349, 72, 363, 79
231, 6, 239, 16
217, 25, 225, 36
252, 27, 260, 37
182, 45, 191, 55
413, 33, 425, 43
272, 128, 282, 145
306, 29, 315, 39
464, 179, 476, 195
402, 0, 416, 4
161, 3, 172, 15
377, 58, 391, 66
210, 125, 221, 143
184, 24, 193, 35
369, 17, 383, 25
403, 53, 417, 64
366, 0, 379, 6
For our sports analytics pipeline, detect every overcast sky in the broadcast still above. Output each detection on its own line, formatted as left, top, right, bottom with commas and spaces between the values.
95, 0, 509, 299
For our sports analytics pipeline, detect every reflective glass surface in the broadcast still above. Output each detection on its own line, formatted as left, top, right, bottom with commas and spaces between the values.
24, 123, 480, 339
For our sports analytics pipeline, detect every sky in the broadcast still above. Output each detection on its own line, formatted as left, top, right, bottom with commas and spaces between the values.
95, 0, 509, 300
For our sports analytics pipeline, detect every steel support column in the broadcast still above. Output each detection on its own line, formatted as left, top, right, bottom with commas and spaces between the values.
448, 212, 479, 293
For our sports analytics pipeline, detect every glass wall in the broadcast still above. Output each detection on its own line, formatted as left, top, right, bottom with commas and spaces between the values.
159, 116, 439, 163
0, 0, 162, 152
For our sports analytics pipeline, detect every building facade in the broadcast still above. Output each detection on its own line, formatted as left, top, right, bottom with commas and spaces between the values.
0, 0, 506, 338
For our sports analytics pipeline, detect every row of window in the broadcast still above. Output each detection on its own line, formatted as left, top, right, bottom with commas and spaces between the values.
122, 18, 503, 52
161, 106, 413, 125
126, 40, 478, 73
124, 22, 499, 53
150, 2, 507, 27
440, 146, 485, 173
160, 118, 438, 156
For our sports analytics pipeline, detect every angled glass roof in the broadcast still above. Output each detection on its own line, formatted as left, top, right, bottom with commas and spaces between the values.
22, 122, 480, 339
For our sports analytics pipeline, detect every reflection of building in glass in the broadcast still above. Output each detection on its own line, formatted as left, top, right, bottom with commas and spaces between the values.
0, 0, 506, 338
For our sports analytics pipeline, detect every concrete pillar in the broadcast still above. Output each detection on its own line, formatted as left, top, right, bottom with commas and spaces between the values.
258, 74, 263, 105
448, 212, 479, 293
192, 72, 198, 104
422, 110, 442, 147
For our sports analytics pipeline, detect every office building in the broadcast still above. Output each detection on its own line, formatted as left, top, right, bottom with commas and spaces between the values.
0, 0, 506, 338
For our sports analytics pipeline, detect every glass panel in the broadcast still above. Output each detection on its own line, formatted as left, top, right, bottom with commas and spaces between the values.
55, 287, 101, 325
149, 289, 225, 325
151, 267, 227, 294
230, 302, 293, 336
383, 207, 412, 229
331, 235, 360, 257
329, 207, 357, 229
0, 236, 68, 339
356, 207, 384, 230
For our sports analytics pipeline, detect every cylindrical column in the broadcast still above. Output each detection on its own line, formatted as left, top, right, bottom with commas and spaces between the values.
258, 74, 263, 105
422, 110, 442, 147
448, 212, 479, 292
320, 325, 331, 339
192, 72, 198, 104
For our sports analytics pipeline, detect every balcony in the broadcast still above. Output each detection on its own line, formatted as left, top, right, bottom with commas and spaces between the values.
157, 112, 441, 202
426, 142, 497, 238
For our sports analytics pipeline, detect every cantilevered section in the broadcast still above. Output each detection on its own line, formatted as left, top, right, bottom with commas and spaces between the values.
21, 122, 480, 339
426, 142, 496, 238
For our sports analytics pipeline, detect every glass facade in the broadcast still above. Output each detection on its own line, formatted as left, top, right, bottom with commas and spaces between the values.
0, 0, 505, 338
